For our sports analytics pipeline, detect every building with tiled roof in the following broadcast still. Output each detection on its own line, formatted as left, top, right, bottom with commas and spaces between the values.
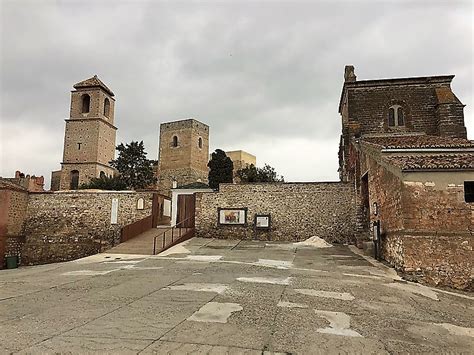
338, 66, 473, 290
73, 75, 115, 96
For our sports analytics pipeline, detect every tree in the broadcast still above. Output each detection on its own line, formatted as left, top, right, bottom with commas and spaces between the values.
109, 141, 157, 189
80, 175, 128, 190
208, 149, 234, 189
237, 163, 284, 183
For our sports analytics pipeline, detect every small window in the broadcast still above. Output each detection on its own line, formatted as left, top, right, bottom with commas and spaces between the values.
388, 107, 395, 127
172, 136, 178, 147
388, 105, 405, 127
70, 170, 79, 190
81, 94, 90, 113
100, 171, 106, 179
104, 98, 110, 117
77, 143, 82, 150
198, 137, 203, 148
465, 181, 474, 203
137, 198, 144, 210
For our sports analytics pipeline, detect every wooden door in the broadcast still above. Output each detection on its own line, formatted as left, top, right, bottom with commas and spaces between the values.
177, 194, 195, 228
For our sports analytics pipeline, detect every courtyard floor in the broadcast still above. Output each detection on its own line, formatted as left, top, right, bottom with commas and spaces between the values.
0, 238, 473, 354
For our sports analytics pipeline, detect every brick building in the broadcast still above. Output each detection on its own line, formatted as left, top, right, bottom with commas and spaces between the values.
51, 75, 117, 190
338, 66, 473, 289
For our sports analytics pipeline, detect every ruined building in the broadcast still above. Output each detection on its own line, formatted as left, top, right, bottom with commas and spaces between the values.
51, 75, 117, 190
338, 66, 473, 289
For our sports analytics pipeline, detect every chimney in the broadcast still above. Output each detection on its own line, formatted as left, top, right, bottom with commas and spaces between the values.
344, 65, 357, 82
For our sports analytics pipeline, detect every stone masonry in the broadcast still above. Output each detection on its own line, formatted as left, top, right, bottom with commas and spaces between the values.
157, 119, 209, 194
51, 75, 117, 190
21, 191, 153, 265
195, 182, 356, 243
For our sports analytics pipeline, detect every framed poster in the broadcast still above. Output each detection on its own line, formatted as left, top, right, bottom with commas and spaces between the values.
255, 214, 271, 229
218, 208, 247, 226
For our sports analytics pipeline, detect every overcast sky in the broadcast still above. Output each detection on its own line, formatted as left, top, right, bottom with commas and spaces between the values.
1, 0, 472, 188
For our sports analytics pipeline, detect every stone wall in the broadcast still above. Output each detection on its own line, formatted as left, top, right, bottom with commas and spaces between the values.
363, 151, 474, 290
21, 191, 153, 265
0, 181, 29, 269
157, 119, 209, 194
195, 182, 356, 243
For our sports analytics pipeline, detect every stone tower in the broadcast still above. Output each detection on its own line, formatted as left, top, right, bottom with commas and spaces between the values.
157, 118, 209, 193
54, 75, 117, 190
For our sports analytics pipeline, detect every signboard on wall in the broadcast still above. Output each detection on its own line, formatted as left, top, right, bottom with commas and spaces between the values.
163, 199, 171, 217
218, 208, 247, 226
111, 198, 119, 224
255, 214, 271, 229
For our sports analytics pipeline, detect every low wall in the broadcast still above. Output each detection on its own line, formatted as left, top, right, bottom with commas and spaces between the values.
22, 191, 153, 265
195, 182, 356, 243
382, 233, 473, 290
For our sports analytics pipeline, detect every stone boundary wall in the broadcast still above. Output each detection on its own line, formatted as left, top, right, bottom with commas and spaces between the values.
22, 191, 154, 265
195, 182, 356, 243
382, 234, 473, 290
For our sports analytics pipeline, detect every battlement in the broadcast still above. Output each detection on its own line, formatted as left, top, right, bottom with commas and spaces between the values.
160, 118, 209, 132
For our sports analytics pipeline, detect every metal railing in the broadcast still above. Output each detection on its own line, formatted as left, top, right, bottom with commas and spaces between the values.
153, 216, 195, 255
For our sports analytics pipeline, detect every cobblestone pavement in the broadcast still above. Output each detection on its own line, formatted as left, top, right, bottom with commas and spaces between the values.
0, 238, 473, 354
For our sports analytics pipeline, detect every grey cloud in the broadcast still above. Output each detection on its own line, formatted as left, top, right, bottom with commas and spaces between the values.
1, 0, 472, 187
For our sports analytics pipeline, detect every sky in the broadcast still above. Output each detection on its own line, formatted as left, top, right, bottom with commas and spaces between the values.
1, 0, 472, 188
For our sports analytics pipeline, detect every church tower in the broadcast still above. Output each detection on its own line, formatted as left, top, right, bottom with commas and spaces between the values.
156, 118, 209, 193
54, 75, 117, 190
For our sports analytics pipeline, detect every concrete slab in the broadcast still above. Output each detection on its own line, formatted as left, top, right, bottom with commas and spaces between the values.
1, 237, 473, 354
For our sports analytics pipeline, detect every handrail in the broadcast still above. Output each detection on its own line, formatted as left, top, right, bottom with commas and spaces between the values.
153, 216, 195, 255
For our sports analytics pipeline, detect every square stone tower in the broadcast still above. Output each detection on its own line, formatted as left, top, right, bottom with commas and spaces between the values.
54, 75, 117, 190
157, 118, 209, 193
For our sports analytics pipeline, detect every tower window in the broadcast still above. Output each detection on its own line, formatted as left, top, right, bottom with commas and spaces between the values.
81, 94, 90, 114
100, 171, 106, 179
70, 170, 79, 190
77, 143, 82, 150
465, 181, 474, 203
104, 98, 110, 117
388, 105, 405, 127
172, 135, 178, 147
198, 137, 203, 148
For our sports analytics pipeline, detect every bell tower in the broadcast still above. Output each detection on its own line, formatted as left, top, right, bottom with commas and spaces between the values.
56, 75, 117, 190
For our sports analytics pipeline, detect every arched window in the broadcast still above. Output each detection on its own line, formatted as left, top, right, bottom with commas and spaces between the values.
70, 170, 79, 189
100, 171, 106, 179
388, 105, 405, 127
198, 137, 203, 148
172, 135, 178, 147
103, 98, 110, 117
81, 94, 90, 113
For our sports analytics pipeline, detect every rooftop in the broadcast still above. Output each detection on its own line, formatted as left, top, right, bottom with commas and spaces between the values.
73, 75, 114, 96
384, 153, 474, 171
362, 135, 474, 150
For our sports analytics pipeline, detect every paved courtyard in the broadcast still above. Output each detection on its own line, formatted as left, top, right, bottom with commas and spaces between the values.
0, 238, 473, 354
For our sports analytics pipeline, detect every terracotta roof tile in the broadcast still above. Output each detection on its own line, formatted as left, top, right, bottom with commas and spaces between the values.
384, 153, 474, 171
73, 75, 114, 96
363, 135, 474, 149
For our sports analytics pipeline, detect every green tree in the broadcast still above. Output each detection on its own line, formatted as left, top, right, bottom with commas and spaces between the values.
208, 149, 234, 189
237, 163, 284, 183
110, 141, 157, 189
80, 175, 128, 190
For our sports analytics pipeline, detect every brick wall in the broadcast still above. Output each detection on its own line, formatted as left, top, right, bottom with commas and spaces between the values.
21, 191, 153, 265
195, 182, 356, 243
363, 150, 474, 290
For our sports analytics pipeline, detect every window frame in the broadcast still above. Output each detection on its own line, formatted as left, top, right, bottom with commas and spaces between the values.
388, 104, 405, 127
